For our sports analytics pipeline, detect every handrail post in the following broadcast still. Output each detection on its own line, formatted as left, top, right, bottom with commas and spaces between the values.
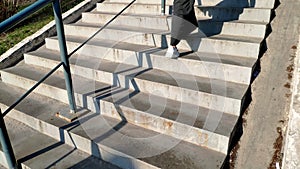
52, 0, 76, 113
0, 109, 17, 169
161, 0, 166, 15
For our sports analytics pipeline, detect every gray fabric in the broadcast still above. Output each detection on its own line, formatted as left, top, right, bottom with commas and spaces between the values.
173, 0, 195, 16
171, 0, 198, 43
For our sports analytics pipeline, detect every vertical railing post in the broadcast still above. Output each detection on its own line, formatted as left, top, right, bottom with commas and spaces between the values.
52, 0, 76, 113
0, 109, 17, 169
161, 0, 166, 15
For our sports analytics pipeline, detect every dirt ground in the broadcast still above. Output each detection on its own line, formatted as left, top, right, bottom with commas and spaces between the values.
230, 0, 300, 168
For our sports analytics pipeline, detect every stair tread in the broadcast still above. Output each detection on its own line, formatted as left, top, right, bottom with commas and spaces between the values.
49, 34, 257, 68
151, 49, 257, 68
72, 19, 267, 37
63, 24, 262, 45
101, 2, 273, 10
26, 47, 249, 100
73, 21, 169, 34
45, 36, 256, 84
74, 112, 227, 169
81, 12, 266, 43
89, 9, 268, 23
70, 17, 267, 43
208, 34, 262, 43
1, 63, 232, 153
1, 62, 239, 135
196, 5, 271, 9
220, 19, 267, 25
97, 87, 238, 136
87, 10, 269, 25
1, 117, 119, 169
106, 0, 275, 9
64, 35, 155, 52
0, 82, 226, 169
88, 10, 171, 18
77, 16, 267, 28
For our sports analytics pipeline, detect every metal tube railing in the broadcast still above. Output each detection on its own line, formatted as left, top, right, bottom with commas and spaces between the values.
0, 0, 137, 167
161, 0, 166, 15
0, 110, 16, 169
0, 0, 77, 115
0, 0, 54, 33
68, 0, 136, 57
2, 63, 63, 117
52, 0, 76, 113
0, 0, 75, 167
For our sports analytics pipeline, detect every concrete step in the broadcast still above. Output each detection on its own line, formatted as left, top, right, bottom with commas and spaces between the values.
47, 31, 261, 58
66, 19, 266, 41
21, 49, 248, 116
0, 63, 238, 151
46, 27, 257, 69
198, 20, 267, 39
2, 59, 245, 115
106, 0, 275, 9
82, 11, 171, 30
25, 46, 255, 84
62, 22, 261, 65
63, 22, 169, 47
0, 82, 227, 168
0, 117, 119, 169
46, 38, 256, 84
96, 3, 272, 23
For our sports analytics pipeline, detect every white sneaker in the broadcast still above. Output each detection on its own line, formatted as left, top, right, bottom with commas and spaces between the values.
165, 46, 180, 59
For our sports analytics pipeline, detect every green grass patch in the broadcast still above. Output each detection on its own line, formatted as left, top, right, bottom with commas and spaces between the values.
0, 0, 83, 55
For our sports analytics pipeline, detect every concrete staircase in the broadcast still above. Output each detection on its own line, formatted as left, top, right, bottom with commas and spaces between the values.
0, 0, 275, 168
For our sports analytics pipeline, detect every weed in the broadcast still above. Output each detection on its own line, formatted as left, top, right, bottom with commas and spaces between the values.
0, 0, 83, 55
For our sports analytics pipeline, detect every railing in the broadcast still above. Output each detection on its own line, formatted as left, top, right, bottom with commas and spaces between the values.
161, 0, 166, 15
0, 109, 16, 169
0, 0, 136, 168
0, 0, 74, 168
0, 0, 77, 116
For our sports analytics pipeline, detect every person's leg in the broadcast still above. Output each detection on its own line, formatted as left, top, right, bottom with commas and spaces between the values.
170, 0, 180, 47
167, 34, 180, 59
166, 0, 189, 59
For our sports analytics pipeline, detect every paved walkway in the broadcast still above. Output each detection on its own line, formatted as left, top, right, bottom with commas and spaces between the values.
233, 0, 300, 168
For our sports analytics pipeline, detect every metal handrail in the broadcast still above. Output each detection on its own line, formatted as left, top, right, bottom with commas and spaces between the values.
2, 62, 63, 117
0, 0, 136, 168
0, 0, 77, 116
0, 109, 16, 169
0, 1, 71, 168
161, 0, 166, 15
68, 0, 136, 57
0, 0, 54, 32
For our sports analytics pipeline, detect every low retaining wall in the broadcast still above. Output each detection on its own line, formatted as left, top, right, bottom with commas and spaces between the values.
0, 0, 102, 69
282, 35, 300, 169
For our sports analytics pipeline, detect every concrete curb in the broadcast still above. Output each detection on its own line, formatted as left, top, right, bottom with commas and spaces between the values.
0, 0, 101, 69
283, 35, 300, 169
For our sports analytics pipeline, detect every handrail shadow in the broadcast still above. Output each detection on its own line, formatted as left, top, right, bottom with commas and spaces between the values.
183, 0, 257, 52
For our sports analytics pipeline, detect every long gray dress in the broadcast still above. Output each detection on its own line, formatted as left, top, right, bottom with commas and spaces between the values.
171, 0, 198, 46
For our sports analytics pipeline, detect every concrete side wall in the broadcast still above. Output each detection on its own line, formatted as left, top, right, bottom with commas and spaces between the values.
283, 35, 300, 169
0, 0, 102, 69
